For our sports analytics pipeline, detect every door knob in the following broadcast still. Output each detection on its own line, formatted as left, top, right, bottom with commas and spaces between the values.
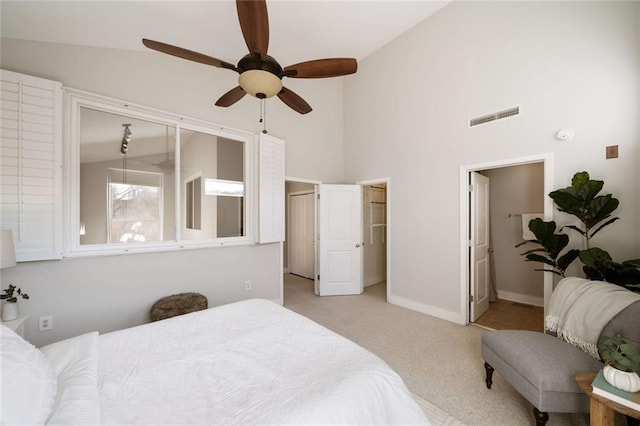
355, 244, 360, 248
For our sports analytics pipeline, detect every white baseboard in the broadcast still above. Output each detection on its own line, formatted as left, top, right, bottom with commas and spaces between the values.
364, 274, 385, 287
497, 290, 543, 307
388, 294, 461, 324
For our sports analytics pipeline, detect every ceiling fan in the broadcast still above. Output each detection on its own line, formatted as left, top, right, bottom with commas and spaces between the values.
142, 0, 358, 115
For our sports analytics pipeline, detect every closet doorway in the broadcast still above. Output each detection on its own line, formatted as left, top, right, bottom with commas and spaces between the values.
284, 177, 391, 303
461, 154, 553, 330
359, 179, 389, 302
284, 179, 319, 287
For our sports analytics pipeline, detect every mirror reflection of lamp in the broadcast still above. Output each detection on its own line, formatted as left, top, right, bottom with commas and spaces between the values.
120, 123, 132, 156
79, 223, 86, 236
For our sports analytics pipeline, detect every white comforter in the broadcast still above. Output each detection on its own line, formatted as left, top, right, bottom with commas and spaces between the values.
98, 299, 428, 425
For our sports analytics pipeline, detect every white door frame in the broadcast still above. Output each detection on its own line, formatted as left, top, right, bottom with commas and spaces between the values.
284, 176, 322, 294
459, 154, 554, 325
357, 177, 391, 302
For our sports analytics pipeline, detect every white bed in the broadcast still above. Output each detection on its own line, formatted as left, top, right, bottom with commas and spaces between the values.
1, 299, 429, 425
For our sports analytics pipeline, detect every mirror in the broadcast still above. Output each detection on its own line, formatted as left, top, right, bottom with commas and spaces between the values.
78, 105, 246, 248
180, 129, 244, 239
79, 108, 176, 245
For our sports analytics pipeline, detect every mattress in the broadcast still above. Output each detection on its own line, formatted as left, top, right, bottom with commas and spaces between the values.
97, 298, 429, 425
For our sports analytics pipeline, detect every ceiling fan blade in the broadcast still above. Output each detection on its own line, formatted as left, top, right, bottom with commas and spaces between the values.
236, 0, 269, 60
215, 86, 247, 107
277, 87, 312, 115
283, 58, 358, 79
142, 39, 237, 71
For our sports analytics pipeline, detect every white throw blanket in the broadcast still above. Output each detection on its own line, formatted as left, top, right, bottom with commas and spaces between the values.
544, 277, 640, 359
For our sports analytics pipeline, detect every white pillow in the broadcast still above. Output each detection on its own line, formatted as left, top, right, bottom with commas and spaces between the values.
40, 332, 101, 425
0, 324, 57, 425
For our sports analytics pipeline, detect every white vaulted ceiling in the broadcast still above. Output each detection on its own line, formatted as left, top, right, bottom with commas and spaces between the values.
0, 1, 450, 65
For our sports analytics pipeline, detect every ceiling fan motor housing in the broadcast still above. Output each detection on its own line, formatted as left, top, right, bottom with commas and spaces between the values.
237, 54, 283, 98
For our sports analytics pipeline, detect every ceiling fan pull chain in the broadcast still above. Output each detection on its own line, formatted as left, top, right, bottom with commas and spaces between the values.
259, 98, 268, 134
259, 98, 263, 124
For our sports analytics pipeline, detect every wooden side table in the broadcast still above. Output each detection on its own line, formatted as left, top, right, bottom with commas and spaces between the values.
576, 372, 640, 426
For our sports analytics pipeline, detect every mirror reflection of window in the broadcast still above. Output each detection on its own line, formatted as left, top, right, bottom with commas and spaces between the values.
108, 169, 163, 243
79, 107, 176, 245
180, 130, 245, 239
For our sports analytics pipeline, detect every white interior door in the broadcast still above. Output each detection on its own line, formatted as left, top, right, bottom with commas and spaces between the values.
470, 172, 490, 321
318, 184, 363, 296
289, 192, 315, 279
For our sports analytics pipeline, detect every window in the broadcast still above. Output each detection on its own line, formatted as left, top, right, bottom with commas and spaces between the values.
108, 169, 163, 243
67, 90, 254, 257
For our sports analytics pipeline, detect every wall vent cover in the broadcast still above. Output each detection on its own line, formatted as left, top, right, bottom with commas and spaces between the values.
470, 106, 520, 127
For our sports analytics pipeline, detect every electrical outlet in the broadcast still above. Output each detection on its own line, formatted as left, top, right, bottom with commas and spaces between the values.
39, 316, 53, 332
245, 280, 252, 290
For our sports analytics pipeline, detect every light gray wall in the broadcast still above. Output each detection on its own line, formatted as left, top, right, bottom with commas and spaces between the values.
0, 39, 346, 346
485, 163, 544, 306
344, 1, 640, 321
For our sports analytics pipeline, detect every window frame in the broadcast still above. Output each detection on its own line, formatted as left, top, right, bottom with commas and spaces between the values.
64, 88, 255, 258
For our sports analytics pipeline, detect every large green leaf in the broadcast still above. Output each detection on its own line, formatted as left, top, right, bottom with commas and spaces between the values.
557, 249, 580, 271
584, 196, 619, 228
527, 219, 570, 259
579, 247, 613, 267
549, 189, 584, 218
572, 171, 603, 202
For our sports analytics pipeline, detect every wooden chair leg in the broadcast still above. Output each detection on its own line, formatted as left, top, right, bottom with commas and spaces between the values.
484, 362, 494, 389
533, 407, 549, 426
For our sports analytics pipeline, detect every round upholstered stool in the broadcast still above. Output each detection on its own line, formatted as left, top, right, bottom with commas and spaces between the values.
150, 292, 208, 322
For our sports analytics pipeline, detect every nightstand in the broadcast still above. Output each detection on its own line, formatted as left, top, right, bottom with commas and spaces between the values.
1, 314, 28, 338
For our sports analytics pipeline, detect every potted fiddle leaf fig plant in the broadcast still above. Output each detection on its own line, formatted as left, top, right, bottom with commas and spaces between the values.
599, 336, 640, 392
1, 284, 29, 322
517, 171, 640, 290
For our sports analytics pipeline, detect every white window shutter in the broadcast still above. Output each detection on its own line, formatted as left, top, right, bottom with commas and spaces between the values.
0, 70, 63, 261
258, 134, 285, 243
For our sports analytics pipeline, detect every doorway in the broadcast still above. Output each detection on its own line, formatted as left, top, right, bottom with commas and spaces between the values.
283, 177, 390, 302
359, 180, 389, 302
460, 154, 554, 327
284, 178, 319, 296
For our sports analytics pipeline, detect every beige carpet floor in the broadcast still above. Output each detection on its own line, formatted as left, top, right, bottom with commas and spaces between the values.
283, 274, 591, 426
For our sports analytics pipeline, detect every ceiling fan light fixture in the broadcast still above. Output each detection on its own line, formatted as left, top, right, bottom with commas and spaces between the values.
238, 69, 282, 99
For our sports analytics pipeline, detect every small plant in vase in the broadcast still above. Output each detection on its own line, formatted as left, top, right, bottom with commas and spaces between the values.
599, 336, 640, 392
1, 284, 29, 322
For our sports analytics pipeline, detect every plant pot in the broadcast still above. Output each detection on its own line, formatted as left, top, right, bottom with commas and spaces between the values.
1, 302, 18, 322
603, 364, 640, 393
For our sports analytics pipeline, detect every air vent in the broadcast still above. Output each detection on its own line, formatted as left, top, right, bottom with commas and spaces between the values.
470, 106, 520, 127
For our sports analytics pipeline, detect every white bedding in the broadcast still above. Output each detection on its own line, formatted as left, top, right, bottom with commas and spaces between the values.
98, 298, 428, 425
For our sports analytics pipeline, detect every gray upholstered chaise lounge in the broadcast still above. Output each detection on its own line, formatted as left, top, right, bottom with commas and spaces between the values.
481, 278, 640, 425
